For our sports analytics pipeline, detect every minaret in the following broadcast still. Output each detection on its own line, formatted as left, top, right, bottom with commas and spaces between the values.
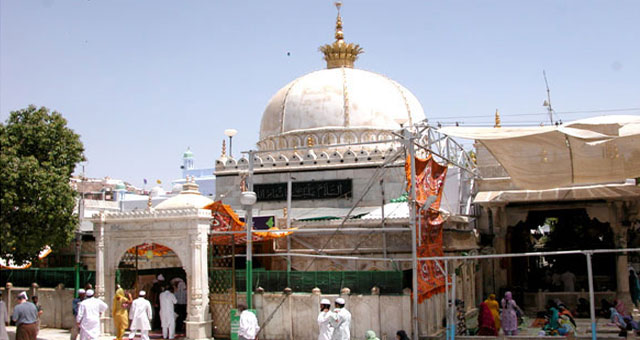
182, 147, 195, 178
319, 1, 363, 69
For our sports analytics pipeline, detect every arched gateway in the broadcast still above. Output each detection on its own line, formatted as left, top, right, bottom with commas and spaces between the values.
91, 191, 214, 339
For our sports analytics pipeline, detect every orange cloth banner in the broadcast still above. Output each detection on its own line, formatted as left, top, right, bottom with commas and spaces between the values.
405, 155, 449, 302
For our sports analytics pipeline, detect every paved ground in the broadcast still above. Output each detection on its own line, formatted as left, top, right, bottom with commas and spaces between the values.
4, 327, 186, 340
1, 318, 632, 339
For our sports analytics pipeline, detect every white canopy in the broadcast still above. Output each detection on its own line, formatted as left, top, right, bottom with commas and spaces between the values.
440, 115, 640, 189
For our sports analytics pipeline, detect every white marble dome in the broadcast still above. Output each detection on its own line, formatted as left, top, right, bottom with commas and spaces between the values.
258, 67, 426, 150
155, 180, 213, 210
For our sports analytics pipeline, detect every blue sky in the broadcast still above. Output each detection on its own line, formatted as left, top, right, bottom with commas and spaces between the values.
2, 0, 639, 188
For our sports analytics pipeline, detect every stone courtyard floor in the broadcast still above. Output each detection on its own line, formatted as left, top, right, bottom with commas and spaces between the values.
4, 326, 186, 340
3, 319, 638, 340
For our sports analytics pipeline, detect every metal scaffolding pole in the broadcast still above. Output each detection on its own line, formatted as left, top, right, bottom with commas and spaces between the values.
451, 264, 457, 339
405, 128, 419, 340
586, 252, 597, 340
444, 260, 450, 340
245, 150, 255, 309
286, 173, 292, 287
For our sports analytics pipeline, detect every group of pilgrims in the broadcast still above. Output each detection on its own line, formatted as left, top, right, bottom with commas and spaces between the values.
68, 275, 187, 340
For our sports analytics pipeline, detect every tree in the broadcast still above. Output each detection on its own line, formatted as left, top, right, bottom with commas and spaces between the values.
0, 106, 84, 265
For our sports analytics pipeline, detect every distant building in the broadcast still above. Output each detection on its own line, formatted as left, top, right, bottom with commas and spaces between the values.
172, 147, 215, 198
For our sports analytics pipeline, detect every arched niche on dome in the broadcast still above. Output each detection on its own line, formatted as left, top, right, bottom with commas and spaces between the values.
377, 132, 392, 141
322, 133, 338, 146
266, 140, 276, 151
304, 134, 318, 147
287, 135, 302, 149
278, 137, 288, 149
361, 131, 376, 143
340, 132, 358, 144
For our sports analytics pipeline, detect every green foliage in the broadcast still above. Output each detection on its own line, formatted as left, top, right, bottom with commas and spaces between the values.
0, 106, 84, 265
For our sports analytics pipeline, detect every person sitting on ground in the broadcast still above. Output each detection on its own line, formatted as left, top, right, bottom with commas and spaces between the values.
364, 330, 380, 340
609, 307, 627, 329
557, 314, 575, 336
615, 299, 629, 317
395, 330, 410, 340
557, 304, 576, 329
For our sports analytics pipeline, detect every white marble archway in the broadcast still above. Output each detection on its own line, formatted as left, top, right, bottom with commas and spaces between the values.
92, 208, 212, 340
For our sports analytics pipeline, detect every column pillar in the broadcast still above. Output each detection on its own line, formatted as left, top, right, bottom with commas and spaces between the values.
490, 204, 508, 293
610, 201, 632, 310
93, 213, 110, 335
185, 220, 212, 340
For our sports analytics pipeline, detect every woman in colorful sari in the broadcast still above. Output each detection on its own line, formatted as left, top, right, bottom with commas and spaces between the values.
484, 294, 500, 333
501, 291, 522, 335
477, 302, 497, 336
112, 288, 132, 340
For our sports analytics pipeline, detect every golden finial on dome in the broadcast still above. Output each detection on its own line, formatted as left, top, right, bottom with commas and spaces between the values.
307, 136, 314, 147
319, 1, 363, 69
334, 1, 343, 41
221, 139, 227, 157
494, 109, 501, 128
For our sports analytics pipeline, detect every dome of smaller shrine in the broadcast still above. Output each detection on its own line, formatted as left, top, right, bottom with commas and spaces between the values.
155, 178, 213, 210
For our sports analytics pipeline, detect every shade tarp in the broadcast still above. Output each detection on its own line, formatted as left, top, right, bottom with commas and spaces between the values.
474, 180, 640, 203
206, 201, 294, 245
440, 115, 640, 189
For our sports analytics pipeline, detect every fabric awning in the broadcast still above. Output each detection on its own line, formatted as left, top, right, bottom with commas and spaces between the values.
440, 115, 640, 189
474, 180, 640, 203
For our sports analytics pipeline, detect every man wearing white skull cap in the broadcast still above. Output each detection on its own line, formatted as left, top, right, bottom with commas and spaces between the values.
76, 289, 107, 340
129, 291, 152, 340
330, 298, 351, 340
317, 298, 334, 340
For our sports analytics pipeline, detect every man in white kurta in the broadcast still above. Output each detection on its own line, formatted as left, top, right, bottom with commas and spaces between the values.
128, 291, 152, 340
317, 298, 334, 340
76, 289, 108, 340
329, 298, 351, 340
159, 287, 178, 339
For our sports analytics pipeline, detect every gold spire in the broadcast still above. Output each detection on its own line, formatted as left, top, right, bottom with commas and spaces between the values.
494, 109, 501, 128
319, 1, 363, 69
221, 139, 227, 157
